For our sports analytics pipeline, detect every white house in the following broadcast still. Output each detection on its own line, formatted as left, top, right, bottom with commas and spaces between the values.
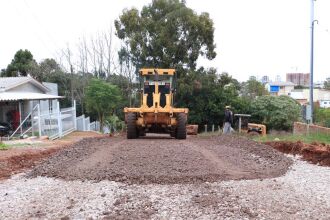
0, 76, 62, 135
265, 81, 296, 96
289, 88, 330, 107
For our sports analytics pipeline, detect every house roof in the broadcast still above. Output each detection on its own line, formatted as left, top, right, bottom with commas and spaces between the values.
0, 92, 63, 101
268, 81, 296, 86
0, 76, 50, 92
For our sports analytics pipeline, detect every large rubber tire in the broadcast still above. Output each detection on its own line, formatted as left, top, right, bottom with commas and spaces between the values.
127, 113, 137, 139
176, 113, 187, 139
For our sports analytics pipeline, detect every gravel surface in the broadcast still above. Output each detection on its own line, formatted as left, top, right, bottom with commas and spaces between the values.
1, 157, 329, 219
28, 135, 292, 184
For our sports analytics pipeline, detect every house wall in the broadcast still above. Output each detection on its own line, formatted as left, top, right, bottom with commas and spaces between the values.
278, 85, 294, 96
301, 89, 330, 102
320, 100, 330, 108
9, 82, 45, 93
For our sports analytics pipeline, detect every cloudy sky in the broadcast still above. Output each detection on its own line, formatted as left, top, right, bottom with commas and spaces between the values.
0, 0, 329, 82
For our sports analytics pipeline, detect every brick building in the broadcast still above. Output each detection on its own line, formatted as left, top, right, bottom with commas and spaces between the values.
286, 73, 310, 86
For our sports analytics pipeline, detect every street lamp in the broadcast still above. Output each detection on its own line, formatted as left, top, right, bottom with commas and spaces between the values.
309, 0, 318, 124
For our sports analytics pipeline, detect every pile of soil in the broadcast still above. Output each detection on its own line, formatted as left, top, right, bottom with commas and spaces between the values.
29, 135, 292, 184
265, 141, 330, 166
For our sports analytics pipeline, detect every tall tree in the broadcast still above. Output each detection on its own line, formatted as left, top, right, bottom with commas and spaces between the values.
324, 77, 330, 90
85, 79, 122, 131
114, 0, 216, 72
241, 77, 268, 99
3, 49, 36, 77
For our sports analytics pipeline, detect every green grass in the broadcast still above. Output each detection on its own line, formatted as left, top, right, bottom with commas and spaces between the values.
253, 133, 330, 144
0, 142, 9, 150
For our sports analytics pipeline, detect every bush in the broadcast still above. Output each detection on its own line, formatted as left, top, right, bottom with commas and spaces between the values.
314, 107, 330, 128
251, 95, 302, 131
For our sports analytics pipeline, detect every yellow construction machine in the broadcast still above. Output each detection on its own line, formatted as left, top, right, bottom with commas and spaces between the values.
124, 68, 189, 139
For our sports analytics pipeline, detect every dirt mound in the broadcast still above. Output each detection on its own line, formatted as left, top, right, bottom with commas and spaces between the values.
265, 141, 330, 166
0, 148, 59, 180
29, 135, 292, 184
0, 132, 103, 180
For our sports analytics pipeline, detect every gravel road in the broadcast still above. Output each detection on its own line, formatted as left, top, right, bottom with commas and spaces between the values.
29, 135, 292, 184
0, 135, 329, 219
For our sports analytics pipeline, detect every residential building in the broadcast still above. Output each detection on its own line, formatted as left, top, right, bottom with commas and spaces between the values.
286, 73, 310, 86
289, 88, 330, 107
265, 81, 295, 96
0, 76, 62, 132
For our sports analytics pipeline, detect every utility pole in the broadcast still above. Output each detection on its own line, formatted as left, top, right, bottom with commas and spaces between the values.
309, 0, 317, 124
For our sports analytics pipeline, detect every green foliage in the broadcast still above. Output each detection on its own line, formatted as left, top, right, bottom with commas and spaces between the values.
314, 107, 330, 128
85, 79, 122, 131
251, 95, 302, 131
241, 77, 268, 99
324, 77, 330, 90
2, 49, 36, 76
0, 142, 9, 150
254, 133, 330, 145
105, 115, 125, 133
115, 0, 216, 71
176, 68, 250, 126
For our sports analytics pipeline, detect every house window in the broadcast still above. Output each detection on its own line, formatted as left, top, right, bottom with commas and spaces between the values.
324, 102, 328, 104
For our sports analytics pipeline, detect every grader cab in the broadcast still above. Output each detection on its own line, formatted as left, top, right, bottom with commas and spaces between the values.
124, 68, 188, 139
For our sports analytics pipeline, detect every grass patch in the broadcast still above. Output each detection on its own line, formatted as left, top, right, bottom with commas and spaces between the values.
0, 142, 9, 150
254, 133, 330, 144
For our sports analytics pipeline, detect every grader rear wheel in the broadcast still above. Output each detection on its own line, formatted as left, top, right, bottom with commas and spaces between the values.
127, 113, 138, 139
176, 113, 187, 139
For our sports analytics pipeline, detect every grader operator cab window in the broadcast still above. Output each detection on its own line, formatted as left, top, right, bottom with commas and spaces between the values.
143, 75, 172, 108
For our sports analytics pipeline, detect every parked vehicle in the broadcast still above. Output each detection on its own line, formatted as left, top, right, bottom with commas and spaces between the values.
0, 122, 12, 137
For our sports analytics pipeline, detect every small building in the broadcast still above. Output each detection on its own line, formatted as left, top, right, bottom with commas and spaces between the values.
265, 81, 296, 96
289, 88, 330, 107
0, 76, 62, 136
320, 100, 330, 108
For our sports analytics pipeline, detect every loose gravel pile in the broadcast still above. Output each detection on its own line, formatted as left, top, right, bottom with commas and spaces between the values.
1, 157, 329, 219
28, 135, 292, 184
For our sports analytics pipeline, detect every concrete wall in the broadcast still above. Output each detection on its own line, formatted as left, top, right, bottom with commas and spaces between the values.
293, 122, 330, 135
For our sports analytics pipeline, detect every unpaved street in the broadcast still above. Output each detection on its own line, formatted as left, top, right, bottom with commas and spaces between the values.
1, 134, 330, 219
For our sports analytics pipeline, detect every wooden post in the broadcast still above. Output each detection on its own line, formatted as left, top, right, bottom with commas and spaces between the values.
204, 124, 207, 133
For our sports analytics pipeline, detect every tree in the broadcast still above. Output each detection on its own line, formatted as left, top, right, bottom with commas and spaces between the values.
251, 95, 301, 131
3, 49, 36, 77
241, 77, 268, 99
176, 68, 248, 127
114, 0, 216, 71
85, 79, 122, 131
324, 77, 330, 90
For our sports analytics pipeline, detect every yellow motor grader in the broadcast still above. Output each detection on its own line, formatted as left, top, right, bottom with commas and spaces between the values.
124, 68, 188, 139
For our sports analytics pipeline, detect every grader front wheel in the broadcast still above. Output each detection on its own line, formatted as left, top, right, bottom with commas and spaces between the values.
176, 113, 187, 139
127, 113, 137, 139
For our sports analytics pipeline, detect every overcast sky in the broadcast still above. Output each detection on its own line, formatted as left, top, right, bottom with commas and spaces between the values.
1, 0, 329, 82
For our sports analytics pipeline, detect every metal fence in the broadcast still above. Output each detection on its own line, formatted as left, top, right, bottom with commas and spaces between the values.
9, 100, 99, 140
31, 101, 76, 140
76, 114, 100, 132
